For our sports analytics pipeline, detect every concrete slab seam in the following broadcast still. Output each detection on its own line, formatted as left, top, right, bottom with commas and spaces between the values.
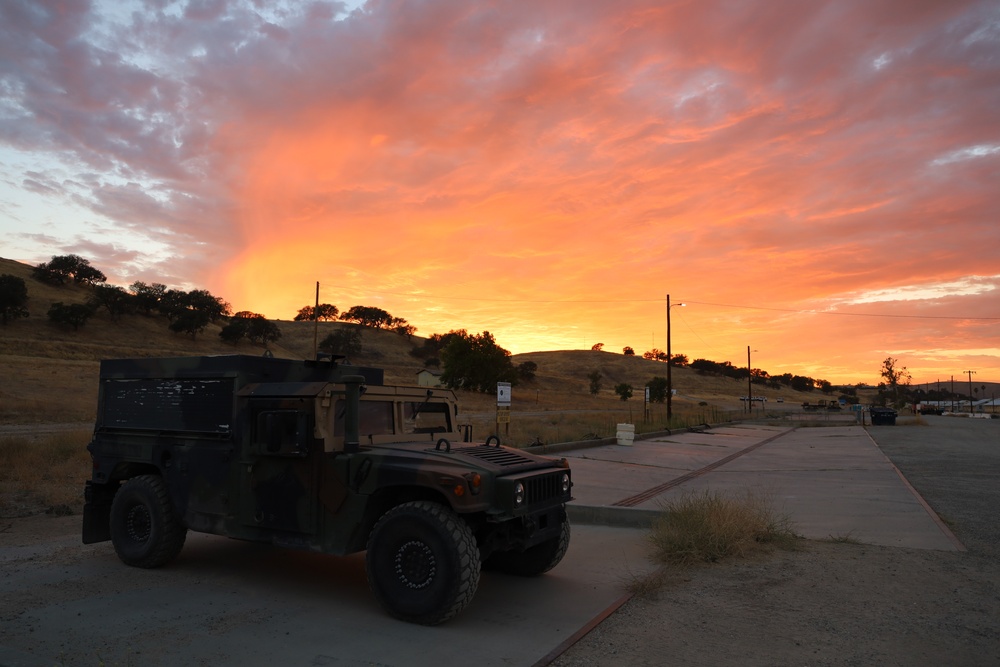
611, 427, 798, 507
862, 428, 967, 552
530, 592, 634, 667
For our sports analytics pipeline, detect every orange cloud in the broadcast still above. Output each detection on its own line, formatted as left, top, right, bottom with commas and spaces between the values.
198, 1, 1000, 384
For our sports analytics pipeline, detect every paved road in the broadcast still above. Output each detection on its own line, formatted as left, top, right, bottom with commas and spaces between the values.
865, 415, 1000, 557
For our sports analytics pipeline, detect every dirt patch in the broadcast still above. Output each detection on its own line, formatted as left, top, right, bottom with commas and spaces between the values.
551, 540, 999, 666
552, 417, 1000, 666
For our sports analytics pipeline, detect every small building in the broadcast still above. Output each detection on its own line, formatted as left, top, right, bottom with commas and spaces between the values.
416, 369, 443, 388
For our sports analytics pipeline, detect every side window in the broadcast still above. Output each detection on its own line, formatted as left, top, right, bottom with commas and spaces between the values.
403, 402, 452, 434
333, 400, 395, 437
254, 410, 309, 456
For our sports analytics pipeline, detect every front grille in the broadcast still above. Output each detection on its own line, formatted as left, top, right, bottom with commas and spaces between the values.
524, 471, 568, 505
453, 445, 536, 467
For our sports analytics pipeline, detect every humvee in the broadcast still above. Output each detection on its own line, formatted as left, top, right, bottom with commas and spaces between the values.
82, 355, 572, 625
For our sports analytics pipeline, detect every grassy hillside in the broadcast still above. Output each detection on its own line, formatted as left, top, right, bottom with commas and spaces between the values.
1, 257, 858, 441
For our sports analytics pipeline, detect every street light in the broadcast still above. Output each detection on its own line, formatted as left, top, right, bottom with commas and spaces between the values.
666, 294, 685, 422
747, 347, 758, 414
965, 370, 976, 414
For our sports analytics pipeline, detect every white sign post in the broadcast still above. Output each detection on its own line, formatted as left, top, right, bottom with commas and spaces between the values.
496, 382, 511, 437
497, 382, 511, 406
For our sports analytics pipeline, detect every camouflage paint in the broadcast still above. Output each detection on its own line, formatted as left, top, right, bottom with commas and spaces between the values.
84, 354, 572, 558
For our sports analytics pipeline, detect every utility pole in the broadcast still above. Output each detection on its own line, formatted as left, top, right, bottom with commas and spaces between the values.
666, 295, 685, 422
747, 345, 752, 413
965, 370, 976, 414
312, 281, 320, 360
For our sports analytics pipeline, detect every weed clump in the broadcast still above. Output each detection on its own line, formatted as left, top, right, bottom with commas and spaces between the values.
648, 488, 798, 567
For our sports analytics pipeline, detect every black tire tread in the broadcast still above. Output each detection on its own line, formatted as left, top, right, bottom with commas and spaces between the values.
110, 474, 187, 569
366, 500, 480, 625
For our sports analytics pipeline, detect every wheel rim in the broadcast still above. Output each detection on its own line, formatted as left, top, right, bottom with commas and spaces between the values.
394, 540, 436, 589
125, 504, 152, 544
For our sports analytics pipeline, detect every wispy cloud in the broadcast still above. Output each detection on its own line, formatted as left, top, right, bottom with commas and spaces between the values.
1, 0, 998, 382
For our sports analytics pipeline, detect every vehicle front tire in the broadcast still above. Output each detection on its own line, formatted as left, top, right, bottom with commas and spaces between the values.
109, 475, 187, 568
485, 519, 570, 576
366, 501, 480, 625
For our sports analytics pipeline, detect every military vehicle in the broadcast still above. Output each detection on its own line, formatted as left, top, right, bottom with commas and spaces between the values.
82, 355, 572, 625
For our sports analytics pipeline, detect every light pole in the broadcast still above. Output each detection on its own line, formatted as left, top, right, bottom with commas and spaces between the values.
666, 294, 685, 422
748, 346, 752, 412
965, 370, 976, 413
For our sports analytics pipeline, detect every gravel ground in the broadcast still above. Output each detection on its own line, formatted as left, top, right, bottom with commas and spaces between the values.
550, 416, 1000, 667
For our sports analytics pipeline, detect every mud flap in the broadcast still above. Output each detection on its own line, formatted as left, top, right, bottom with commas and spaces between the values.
82, 480, 117, 544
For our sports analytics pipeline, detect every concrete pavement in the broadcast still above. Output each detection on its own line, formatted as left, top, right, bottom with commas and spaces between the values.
562, 423, 963, 551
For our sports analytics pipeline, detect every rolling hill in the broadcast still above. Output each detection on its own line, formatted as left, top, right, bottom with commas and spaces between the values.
1, 256, 875, 439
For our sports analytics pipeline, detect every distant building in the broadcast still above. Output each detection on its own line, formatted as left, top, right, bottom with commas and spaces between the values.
416, 369, 443, 387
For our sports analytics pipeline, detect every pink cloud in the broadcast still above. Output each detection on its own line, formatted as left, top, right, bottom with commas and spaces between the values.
1, 0, 997, 382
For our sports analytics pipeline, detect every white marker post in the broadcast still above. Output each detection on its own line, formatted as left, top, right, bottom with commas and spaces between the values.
496, 382, 511, 438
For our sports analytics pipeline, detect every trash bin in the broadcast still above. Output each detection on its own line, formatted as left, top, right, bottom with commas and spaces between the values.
616, 423, 635, 446
870, 407, 897, 426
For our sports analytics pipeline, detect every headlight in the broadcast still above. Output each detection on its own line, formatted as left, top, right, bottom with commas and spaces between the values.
561, 473, 570, 493
514, 482, 525, 506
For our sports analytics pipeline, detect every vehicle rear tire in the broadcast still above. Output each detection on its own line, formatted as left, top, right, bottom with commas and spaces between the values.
485, 520, 570, 576
366, 501, 480, 625
109, 475, 187, 568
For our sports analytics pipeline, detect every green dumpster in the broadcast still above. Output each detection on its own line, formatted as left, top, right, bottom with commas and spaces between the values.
870, 407, 897, 426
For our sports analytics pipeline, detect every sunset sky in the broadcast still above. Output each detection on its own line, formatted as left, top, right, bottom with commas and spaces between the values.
2, 0, 998, 386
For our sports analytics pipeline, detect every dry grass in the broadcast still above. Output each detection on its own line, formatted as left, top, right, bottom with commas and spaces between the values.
648, 489, 799, 567
628, 488, 799, 595
0, 429, 92, 517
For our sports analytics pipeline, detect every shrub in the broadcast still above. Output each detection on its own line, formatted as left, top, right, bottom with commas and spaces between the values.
648, 488, 798, 567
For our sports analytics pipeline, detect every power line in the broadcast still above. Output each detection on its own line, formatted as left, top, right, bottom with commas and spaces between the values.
323, 285, 999, 321
679, 300, 1000, 321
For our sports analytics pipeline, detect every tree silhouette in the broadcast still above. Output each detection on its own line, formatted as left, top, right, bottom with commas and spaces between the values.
340, 305, 393, 328
220, 312, 282, 345
159, 289, 230, 324
129, 282, 166, 315
90, 285, 133, 321
48, 302, 96, 330
517, 361, 537, 382
587, 371, 602, 395
320, 328, 362, 357
0, 274, 29, 324
647, 376, 669, 403
879, 357, 911, 404
440, 330, 517, 393
294, 303, 339, 321
32, 255, 106, 286
168, 309, 211, 339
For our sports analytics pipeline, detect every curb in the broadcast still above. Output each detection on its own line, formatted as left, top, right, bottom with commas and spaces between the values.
522, 422, 722, 456
566, 504, 661, 529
